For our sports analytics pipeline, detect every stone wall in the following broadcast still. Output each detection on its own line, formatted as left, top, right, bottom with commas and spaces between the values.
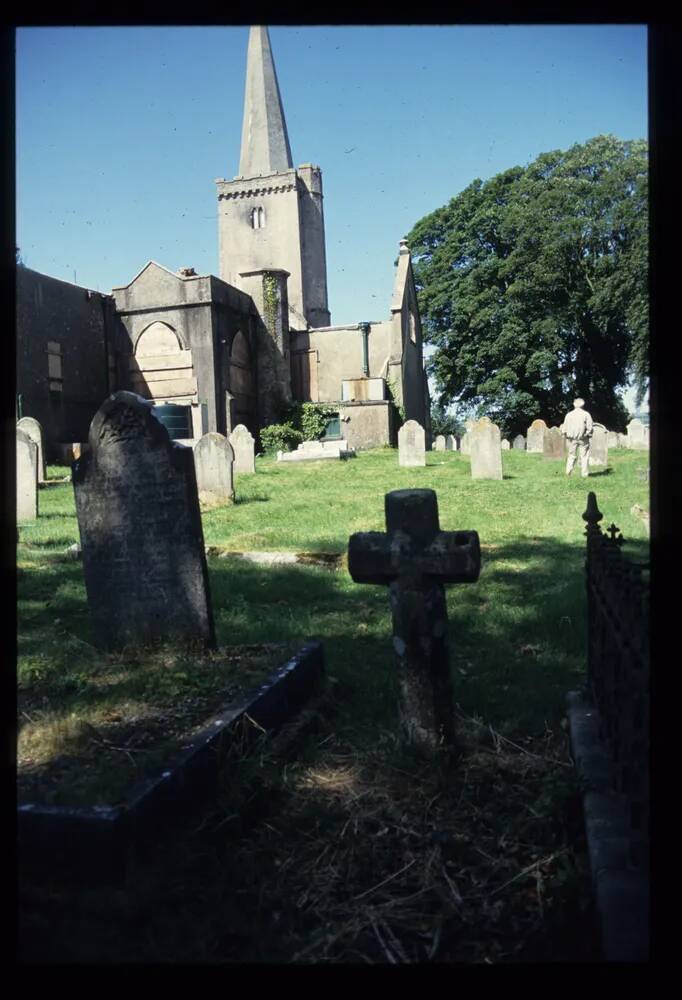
338, 400, 396, 450
16, 267, 116, 455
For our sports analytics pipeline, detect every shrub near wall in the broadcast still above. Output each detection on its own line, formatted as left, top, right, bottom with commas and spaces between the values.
260, 403, 338, 454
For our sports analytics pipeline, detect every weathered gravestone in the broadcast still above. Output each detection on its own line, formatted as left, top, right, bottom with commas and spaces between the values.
469, 417, 503, 480
229, 423, 256, 474
348, 489, 480, 747
193, 433, 235, 504
589, 423, 608, 466
543, 426, 566, 459
17, 416, 46, 484
445, 434, 457, 451
627, 419, 648, 450
16, 428, 38, 522
513, 434, 526, 450
501, 439, 511, 450
459, 420, 475, 455
72, 391, 215, 651
398, 420, 426, 467
434, 435, 446, 451
527, 419, 548, 453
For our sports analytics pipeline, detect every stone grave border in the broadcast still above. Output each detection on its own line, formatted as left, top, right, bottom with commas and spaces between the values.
566, 690, 649, 961
19, 641, 324, 885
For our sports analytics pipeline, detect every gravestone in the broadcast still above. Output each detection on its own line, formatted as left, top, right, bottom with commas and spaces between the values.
469, 417, 503, 480
606, 430, 620, 449
627, 419, 648, 450
513, 434, 525, 450
589, 423, 608, 466
543, 426, 566, 459
460, 420, 475, 455
398, 420, 426, 467
526, 419, 548, 453
16, 428, 38, 522
193, 433, 235, 504
72, 391, 215, 651
17, 417, 46, 484
229, 423, 256, 474
348, 489, 480, 747
445, 434, 457, 451
434, 435, 446, 451
501, 439, 510, 451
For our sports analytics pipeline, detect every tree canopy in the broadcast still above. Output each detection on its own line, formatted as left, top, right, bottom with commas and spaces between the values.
406, 135, 648, 435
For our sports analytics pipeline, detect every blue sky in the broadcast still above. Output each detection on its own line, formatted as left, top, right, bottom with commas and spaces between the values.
16, 24, 648, 406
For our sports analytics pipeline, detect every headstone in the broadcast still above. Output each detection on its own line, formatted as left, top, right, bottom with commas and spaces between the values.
469, 417, 503, 480
445, 434, 457, 451
229, 423, 256, 474
606, 430, 620, 449
543, 426, 566, 459
627, 419, 648, 450
434, 435, 446, 451
460, 420, 475, 455
17, 417, 46, 483
512, 434, 525, 450
348, 489, 480, 747
398, 420, 426, 467
526, 419, 548, 453
193, 433, 235, 504
589, 423, 608, 466
72, 391, 215, 651
501, 439, 510, 450
16, 428, 38, 522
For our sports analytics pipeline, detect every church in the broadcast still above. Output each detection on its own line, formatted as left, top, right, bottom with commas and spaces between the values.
16, 27, 431, 457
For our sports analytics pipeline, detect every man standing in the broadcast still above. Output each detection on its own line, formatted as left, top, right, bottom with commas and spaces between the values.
561, 398, 593, 477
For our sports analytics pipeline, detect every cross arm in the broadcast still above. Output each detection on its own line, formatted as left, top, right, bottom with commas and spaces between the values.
348, 531, 401, 584
348, 530, 481, 585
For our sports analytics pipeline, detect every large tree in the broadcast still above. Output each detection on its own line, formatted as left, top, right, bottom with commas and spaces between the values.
407, 135, 648, 435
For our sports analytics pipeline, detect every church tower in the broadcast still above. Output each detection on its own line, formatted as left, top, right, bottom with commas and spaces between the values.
217, 26, 331, 329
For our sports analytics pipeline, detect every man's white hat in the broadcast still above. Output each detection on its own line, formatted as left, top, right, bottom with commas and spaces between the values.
573, 398, 585, 407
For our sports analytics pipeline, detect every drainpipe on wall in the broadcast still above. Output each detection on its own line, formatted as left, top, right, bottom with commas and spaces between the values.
358, 322, 371, 377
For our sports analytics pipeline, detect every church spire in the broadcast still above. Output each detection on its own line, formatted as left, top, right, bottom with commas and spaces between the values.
238, 26, 294, 177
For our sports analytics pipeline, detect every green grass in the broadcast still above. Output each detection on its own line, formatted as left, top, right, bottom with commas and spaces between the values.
18, 448, 649, 960
18, 448, 649, 798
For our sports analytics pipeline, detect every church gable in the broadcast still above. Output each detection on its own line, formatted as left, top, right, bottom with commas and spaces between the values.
113, 261, 196, 311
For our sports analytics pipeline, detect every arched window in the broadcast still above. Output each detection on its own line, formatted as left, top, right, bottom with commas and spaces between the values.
250, 206, 265, 229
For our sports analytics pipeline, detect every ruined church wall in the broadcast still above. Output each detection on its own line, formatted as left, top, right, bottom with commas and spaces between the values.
16, 266, 114, 454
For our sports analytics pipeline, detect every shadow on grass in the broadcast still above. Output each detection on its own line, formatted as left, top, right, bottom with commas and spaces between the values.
234, 495, 270, 504
18, 528, 650, 774
588, 468, 614, 477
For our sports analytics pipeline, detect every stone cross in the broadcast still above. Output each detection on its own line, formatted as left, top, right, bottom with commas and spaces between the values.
230, 423, 256, 473
398, 420, 426, 467
16, 427, 38, 522
348, 489, 480, 747
193, 432, 235, 504
73, 391, 215, 651
17, 416, 46, 483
